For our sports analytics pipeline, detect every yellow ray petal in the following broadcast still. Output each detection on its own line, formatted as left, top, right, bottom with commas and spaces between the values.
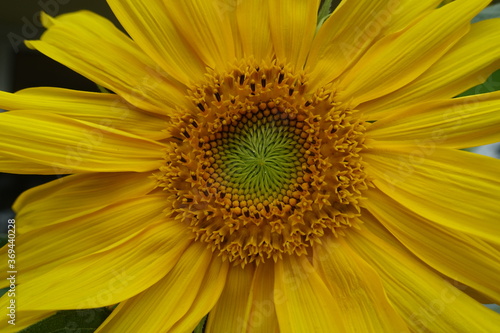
0, 160, 56, 174
274, 254, 344, 332
16, 221, 191, 310
159, 0, 236, 72
205, 264, 255, 333
367, 90, 500, 148
220, 0, 243, 59
207, 262, 279, 333
313, 236, 409, 332
268, 0, 319, 70
244, 262, 280, 333
361, 18, 500, 117
0, 110, 165, 174
386, 0, 442, 33
364, 146, 500, 244
27, 11, 188, 114
168, 257, 229, 333
365, 188, 500, 304
0, 195, 170, 288
13, 172, 155, 232
339, 0, 489, 106
236, 0, 273, 61
105, 0, 206, 85
348, 218, 500, 332
309, 0, 444, 91
308, 0, 400, 90
95, 243, 216, 333
0, 88, 168, 140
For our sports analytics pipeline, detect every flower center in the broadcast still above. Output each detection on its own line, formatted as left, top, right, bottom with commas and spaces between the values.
157, 60, 369, 266
199, 102, 319, 217
212, 106, 302, 201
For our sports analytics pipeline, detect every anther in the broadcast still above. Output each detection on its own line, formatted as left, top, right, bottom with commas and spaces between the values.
278, 72, 284, 84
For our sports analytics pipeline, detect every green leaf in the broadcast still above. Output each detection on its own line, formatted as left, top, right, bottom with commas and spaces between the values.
20, 308, 112, 333
317, 0, 341, 28
317, 0, 333, 25
457, 69, 500, 97
193, 315, 207, 333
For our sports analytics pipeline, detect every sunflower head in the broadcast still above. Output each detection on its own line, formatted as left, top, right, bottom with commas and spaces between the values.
156, 59, 369, 265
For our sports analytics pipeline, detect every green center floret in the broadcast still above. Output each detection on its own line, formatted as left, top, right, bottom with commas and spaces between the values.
217, 114, 302, 199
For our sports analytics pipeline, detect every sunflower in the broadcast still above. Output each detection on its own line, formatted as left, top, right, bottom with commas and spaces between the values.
1, 0, 500, 332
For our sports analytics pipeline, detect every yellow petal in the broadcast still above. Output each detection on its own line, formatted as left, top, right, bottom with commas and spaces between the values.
0, 88, 168, 140
309, 0, 444, 91
105, 0, 206, 85
308, 0, 400, 90
274, 254, 345, 332
221, 1, 243, 58
157, 0, 236, 72
313, 236, 409, 332
386, 0, 442, 33
205, 264, 255, 332
364, 146, 500, 244
245, 262, 280, 333
169, 257, 229, 333
16, 221, 191, 310
339, 0, 489, 105
348, 218, 500, 332
268, 0, 319, 70
236, 0, 273, 61
207, 262, 279, 333
206, 262, 279, 333
362, 18, 500, 117
367, 90, 500, 148
27, 11, 188, 114
13, 172, 155, 232
365, 188, 500, 304
95, 243, 215, 333
0, 195, 171, 288
0, 110, 165, 174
